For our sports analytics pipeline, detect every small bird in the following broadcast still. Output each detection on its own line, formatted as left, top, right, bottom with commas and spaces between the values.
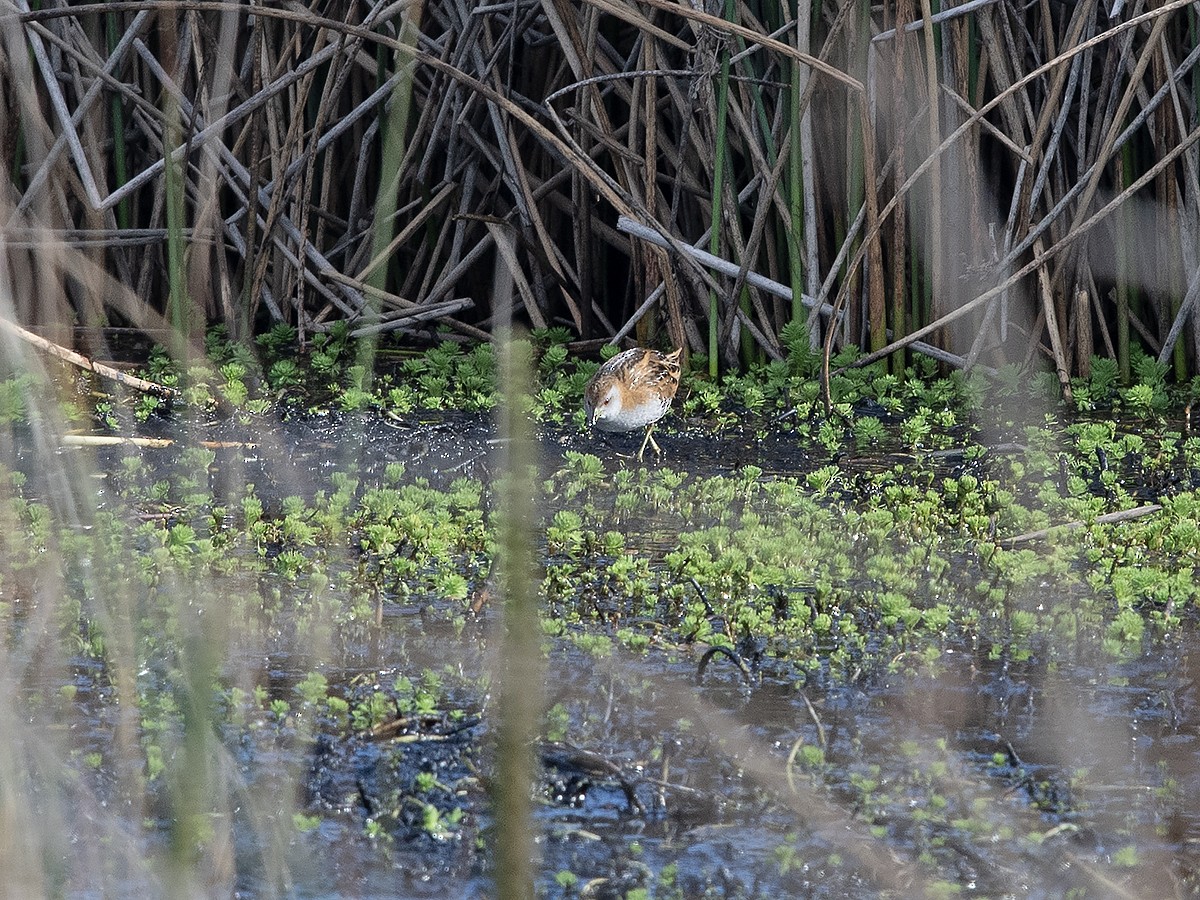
584, 347, 682, 460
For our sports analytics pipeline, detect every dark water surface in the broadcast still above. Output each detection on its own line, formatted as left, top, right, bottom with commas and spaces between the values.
9, 410, 1200, 897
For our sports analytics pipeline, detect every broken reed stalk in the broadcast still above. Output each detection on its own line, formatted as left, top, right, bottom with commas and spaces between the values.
1001, 503, 1164, 548
0, 316, 177, 396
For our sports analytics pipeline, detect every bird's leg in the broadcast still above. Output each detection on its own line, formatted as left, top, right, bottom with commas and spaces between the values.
635, 424, 662, 461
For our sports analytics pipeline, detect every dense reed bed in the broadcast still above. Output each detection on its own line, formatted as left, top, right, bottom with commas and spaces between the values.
1, 0, 1198, 386
6, 4, 1200, 896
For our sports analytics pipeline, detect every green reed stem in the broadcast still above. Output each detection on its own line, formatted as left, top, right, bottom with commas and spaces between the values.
163, 106, 189, 351
167, 624, 220, 880
734, 35, 776, 164
156, 8, 189, 351
1184, 6, 1200, 380
1116, 140, 1133, 384
843, 1, 868, 346
493, 333, 540, 900
787, 56, 805, 326
361, 4, 422, 379
707, 0, 735, 377
917, 0, 942, 352
731, 25, 773, 366
910, 231, 923, 333
106, 13, 130, 231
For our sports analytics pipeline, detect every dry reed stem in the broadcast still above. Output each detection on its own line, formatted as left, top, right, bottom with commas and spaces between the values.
1001, 503, 1163, 547
839, 114, 1200, 374
829, 1, 1197, 370
1, 0, 1195, 379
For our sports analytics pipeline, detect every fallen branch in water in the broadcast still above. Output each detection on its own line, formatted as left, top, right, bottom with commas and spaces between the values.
61, 435, 257, 449
1000, 503, 1163, 547
0, 317, 177, 397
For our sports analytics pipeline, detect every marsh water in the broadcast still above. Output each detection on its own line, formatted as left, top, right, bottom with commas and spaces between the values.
6, 409, 1200, 898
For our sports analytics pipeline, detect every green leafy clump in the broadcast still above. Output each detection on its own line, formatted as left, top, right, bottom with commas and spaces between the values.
0, 376, 33, 424
2, 354, 1199, 893
14, 323, 1200, 863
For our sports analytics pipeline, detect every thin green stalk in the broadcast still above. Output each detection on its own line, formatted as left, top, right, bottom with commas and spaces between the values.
844, 0, 869, 347
106, 12, 130, 231
168, 623, 220, 881
917, 0, 942, 351
910, 235, 922, 334
1170, 214, 1185, 381
1190, 6, 1200, 377
493, 332, 540, 900
164, 105, 190, 351
787, 56, 804, 326
360, 3, 422, 380
732, 37, 776, 164
1116, 140, 1133, 384
889, 0, 913, 374
730, 25, 775, 366
158, 7, 188, 352
707, 0, 735, 377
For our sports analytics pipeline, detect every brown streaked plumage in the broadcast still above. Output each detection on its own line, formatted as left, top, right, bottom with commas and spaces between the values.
583, 348, 682, 460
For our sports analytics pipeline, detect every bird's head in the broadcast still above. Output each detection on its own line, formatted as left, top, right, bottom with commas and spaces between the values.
584, 380, 620, 427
